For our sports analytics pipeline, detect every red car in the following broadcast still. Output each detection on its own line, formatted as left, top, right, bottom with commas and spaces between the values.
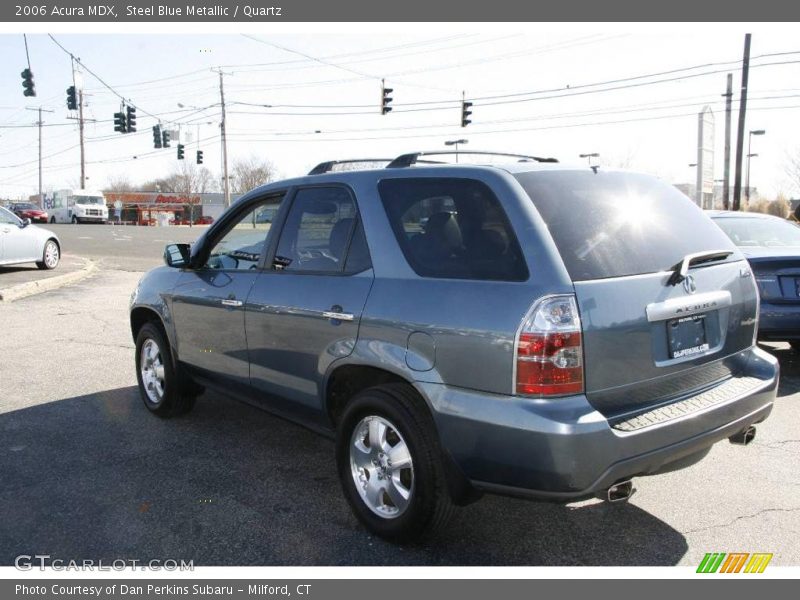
10, 202, 48, 223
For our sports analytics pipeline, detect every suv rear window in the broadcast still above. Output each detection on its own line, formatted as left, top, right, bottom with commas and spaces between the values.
379, 178, 528, 281
514, 170, 737, 281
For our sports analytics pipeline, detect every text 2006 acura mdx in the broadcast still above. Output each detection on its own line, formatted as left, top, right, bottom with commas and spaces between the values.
129, 151, 778, 541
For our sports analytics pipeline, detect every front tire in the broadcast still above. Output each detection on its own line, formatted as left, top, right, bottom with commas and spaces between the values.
135, 322, 196, 417
336, 383, 455, 542
36, 240, 60, 270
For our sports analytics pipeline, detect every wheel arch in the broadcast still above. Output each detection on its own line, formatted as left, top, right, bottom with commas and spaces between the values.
323, 360, 479, 506
130, 305, 171, 350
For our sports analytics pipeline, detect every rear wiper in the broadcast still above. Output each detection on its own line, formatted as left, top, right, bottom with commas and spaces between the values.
667, 249, 733, 286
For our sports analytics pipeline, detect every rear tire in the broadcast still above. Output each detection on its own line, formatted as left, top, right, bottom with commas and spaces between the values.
71, 215, 79, 224
336, 383, 456, 542
36, 240, 59, 270
135, 322, 196, 417
49, 216, 55, 224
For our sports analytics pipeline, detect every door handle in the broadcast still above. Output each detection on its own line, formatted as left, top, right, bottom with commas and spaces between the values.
321, 311, 354, 321
322, 305, 354, 322
221, 298, 243, 307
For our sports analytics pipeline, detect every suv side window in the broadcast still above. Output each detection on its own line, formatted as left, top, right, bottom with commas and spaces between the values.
205, 196, 283, 270
273, 187, 365, 274
379, 178, 528, 281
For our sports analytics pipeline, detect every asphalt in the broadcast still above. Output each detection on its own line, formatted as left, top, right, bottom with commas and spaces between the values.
40, 222, 209, 272
0, 254, 88, 290
1, 260, 799, 566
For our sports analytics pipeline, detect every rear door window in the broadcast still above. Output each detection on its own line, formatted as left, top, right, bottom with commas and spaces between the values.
514, 170, 737, 281
379, 178, 528, 281
273, 187, 364, 274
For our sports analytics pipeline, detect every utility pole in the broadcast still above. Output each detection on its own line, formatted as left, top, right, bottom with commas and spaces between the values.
79, 88, 86, 189
216, 69, 230, 208
732, 34, 751, 211
722, 73, 733, 210
26, 106, 54, 208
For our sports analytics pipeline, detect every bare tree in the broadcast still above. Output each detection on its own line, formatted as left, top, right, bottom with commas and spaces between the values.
154, 161, 218, 196
765, 193, 790, 218
231, 156, 278, 194
786, 148, 800, 195
103, 175, 135, 193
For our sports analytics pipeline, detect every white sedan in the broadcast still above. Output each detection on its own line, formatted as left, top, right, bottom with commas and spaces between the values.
0, 206, 61, 270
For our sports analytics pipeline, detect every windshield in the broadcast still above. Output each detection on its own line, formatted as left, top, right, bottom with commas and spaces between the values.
74, 196, 105, 205
714, 216, 800, 247
514, 170, 737, 281
0, 206, 21, 225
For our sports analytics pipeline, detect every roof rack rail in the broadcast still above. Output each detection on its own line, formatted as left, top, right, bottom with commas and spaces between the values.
308, 159, 395, 175
386, 150, 559, 169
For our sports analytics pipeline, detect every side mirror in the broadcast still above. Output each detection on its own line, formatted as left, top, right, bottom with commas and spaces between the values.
164, 243, 191, 268
20, 218, 31, 228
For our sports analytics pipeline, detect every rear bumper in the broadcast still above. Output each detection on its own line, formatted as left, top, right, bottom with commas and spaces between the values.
422, 345, 778, 502
758, 302, 800, 340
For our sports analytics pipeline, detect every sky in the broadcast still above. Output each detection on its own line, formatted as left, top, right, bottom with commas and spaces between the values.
1, 24, 799, 200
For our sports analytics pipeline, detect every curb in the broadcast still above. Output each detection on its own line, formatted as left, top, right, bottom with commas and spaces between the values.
0, 258, 97, 302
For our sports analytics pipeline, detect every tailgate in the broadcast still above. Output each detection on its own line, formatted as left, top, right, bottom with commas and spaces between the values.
574, 260, 758, 416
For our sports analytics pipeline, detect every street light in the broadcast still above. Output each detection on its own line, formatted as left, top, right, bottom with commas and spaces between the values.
445, 138, 468, 162
579, 152, 599, 166
746, 129, 766, 208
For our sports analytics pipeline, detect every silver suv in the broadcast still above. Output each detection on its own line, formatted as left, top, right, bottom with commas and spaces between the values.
129, 151, 778, 542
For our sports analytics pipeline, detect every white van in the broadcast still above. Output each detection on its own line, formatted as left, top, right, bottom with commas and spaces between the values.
49, 189, 108, 224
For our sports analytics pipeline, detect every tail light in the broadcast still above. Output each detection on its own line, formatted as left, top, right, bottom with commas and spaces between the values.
514, 295, 584, 397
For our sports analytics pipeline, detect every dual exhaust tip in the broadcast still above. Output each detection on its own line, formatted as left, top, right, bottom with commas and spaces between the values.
606, 480, 635, 503
729, 425, 757, 446
602, 425, 757, 503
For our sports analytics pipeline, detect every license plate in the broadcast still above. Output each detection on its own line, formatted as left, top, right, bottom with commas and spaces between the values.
667, 314, 709, 359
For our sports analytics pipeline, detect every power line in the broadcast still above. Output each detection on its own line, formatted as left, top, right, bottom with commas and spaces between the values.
223, 103, 800, 145
241, 34, 378, 80
47, 34, 173, 124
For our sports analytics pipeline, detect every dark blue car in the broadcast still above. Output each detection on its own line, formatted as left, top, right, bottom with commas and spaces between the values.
711, 210, 800, 350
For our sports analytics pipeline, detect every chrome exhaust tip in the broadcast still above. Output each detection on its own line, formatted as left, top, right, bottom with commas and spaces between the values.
729, 425, 756, 446
606, 480, 635, 503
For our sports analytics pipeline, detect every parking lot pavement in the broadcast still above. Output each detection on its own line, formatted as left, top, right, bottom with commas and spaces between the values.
43, 223, 207, 271
0, 254, 92, 300
1, 267, 799, 566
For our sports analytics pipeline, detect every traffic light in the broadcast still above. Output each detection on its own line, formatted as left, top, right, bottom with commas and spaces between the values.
177, 144, 185, 160
196, 150, 203, 165
113, 111, 127, 133
21, 68, 35, 97
152, 125, 162, 148
461, 98, 473, 128
126, 106, 137, 133
381, 80, 393, 115
162, 130, 170, 148
66, 86, 77, 110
